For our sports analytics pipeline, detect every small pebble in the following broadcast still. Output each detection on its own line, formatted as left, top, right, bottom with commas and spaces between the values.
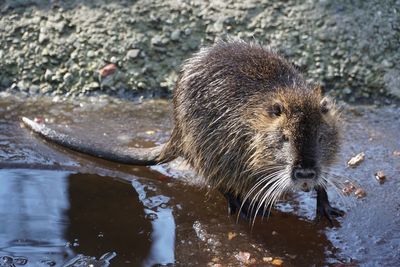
87, 50, 96, 58
170, 29, 181, 41
342, 180, 356, 196
110, 56, 118, 64
347, 152, 365, 167
127, 49, 140, 59
354, 188, 366, 199
235, 251, 250, 263
263, 257, 273, 262
375, 171, 386, 183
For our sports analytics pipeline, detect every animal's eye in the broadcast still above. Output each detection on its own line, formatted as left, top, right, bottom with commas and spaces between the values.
320, 97, 331, 114
318, 135, 323, 143
282, 133, 289, 142
270, 103, 283, 117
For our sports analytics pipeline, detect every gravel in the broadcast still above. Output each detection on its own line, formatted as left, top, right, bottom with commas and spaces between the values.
0, 0, 399, 103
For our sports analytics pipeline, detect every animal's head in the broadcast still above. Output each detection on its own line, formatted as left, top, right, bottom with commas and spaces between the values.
245, 86, 341, 193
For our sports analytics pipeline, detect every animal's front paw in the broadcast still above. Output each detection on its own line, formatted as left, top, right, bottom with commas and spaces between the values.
316, 202, 344, 225
316, 187, 344, 225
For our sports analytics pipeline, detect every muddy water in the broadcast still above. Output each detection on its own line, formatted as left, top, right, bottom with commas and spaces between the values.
0, 93, 399, 266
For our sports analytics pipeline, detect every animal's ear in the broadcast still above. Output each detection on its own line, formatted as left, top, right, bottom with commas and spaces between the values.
268, 102, 284, 117
320, 96, 333, 114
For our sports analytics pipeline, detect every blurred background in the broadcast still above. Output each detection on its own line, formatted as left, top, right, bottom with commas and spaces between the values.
0, 0, 399, 103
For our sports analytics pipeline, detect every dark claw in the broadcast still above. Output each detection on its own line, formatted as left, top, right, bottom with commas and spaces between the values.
222, 192, 269, 220
224, 192, 238, 215
316, 187, 345, 225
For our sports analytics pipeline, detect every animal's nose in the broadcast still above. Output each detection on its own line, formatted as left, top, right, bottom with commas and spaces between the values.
293, 167, 316, 179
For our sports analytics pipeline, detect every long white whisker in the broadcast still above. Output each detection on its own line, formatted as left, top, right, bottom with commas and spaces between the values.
237, 169, 285, 221
251, 173, 287, 227
262, 174, 290, 219
247, 171, 285, 221
262, 176, 290, 219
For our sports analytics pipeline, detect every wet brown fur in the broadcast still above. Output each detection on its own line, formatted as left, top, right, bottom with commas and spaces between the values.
22, 38, 342, 218
158, 39, 341, 198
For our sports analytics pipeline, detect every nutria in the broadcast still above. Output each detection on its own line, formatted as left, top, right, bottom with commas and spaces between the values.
22, 39, 344, 223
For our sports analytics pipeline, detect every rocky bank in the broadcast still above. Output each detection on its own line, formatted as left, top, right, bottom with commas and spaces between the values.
0, 0, 399, 103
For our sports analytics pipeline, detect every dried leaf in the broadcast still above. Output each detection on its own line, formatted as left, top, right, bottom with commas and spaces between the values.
99, 63, 117, 77
272, 258, 284, 266
227, 232, 237, 240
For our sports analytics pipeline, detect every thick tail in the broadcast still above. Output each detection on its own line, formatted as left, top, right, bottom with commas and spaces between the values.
21, 117, 172, 166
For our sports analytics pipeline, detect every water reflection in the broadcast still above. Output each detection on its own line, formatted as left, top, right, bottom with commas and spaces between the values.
132, 180, 175, 266
0, 169, 176, 266
0, 169, 72, 266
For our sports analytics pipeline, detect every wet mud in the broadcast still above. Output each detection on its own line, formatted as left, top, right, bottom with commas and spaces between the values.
0, 94, 399, 266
